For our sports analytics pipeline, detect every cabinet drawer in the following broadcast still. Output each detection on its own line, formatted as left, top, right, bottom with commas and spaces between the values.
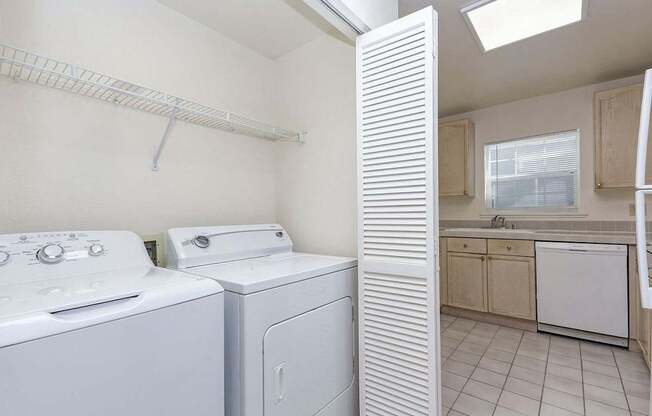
447, 238, 486, 254
488, 239, 534, 257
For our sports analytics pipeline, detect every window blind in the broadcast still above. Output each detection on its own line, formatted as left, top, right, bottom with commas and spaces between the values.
485, 130, 579, 210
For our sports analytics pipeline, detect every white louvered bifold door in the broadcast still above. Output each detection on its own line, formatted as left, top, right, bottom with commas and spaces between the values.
356, 6, 440, 416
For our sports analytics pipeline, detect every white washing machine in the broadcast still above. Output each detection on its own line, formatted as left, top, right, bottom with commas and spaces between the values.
0, 231, 225, 416
167, 224, 358, 416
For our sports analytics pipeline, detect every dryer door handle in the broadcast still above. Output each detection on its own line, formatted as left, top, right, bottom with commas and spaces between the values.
273, 363, 287, 404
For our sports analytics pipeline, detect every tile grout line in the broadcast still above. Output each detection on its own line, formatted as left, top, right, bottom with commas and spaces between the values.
441, 315, 457, 415
472, 323, 506, 416
450, 319, 502, 416
445, 316, 474, 415
448, 318, 482, 416
491, 329, 526, 416
612, 347, 634, 415
579, 342, 587, 416
537, 336, 552, 416
545, 343, 591, 399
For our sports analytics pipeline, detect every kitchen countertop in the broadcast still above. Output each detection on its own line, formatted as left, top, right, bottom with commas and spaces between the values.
440, 227, 640, 245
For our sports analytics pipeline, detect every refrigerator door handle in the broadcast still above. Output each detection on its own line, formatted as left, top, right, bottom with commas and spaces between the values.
635, 190, 652, 309
635, 69, 652, 189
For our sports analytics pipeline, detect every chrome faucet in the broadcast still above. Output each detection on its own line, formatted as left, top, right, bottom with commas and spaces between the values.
490, 215, 507, 229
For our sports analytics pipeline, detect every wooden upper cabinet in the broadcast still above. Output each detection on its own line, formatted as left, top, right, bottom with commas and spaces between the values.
439, 119, 475, 196
594, 84, 652, 189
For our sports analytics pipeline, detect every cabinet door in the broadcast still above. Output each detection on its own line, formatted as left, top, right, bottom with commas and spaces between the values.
487, 255, 536, 320
439, 119, 475, 196
447, 252, 487, 312
594, 84, 652, 189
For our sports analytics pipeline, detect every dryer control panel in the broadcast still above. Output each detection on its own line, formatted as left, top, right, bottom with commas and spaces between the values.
167, 224, 293, 269
0, 231, 152, 284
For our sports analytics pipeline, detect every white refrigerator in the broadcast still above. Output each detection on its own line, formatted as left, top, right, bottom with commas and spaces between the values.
634, 68, 652, 416
635, 69, 652, 309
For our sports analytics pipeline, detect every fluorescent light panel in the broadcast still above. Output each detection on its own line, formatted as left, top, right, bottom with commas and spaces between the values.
462, 0, 585, 52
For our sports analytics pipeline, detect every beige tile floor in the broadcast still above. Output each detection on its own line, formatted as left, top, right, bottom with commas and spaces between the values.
440, 314, 651, 415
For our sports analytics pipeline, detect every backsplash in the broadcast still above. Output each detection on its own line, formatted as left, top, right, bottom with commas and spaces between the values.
440, 220, 642, 232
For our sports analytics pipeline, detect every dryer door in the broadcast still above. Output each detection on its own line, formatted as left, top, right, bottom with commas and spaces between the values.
263, 297, 354, 416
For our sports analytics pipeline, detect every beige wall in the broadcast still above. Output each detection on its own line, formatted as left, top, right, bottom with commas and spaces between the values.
274, 36, 357, 257
440, 75, 642, 221
0, 0, 279, 235
273, 36, 643, 256
0, 1, 643, 257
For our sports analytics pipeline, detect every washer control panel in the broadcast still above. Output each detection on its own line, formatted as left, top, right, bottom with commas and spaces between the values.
0, 231, 151, 284
0, 232, 108, 267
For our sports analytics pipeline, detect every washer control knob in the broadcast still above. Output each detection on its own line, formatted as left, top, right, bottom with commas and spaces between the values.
0, 251, 9, 266
88, 243, 104, 257
37, 244, 65, 264
192, 235, 210, 249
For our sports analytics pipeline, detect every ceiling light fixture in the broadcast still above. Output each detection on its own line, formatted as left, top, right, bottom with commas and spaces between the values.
461, 0, 587, 52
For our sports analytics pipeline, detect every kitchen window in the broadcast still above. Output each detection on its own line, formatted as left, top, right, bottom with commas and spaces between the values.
484, 130, 579, 211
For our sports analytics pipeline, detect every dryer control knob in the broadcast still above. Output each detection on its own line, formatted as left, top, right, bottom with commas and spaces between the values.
88, 243, 104, 257
192, 235, 210, 249
37, 244, 65, 264
0, 251, 9, 266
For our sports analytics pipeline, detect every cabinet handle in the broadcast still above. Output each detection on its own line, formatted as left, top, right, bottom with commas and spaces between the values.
463, 244, 468, 248
481, 257, 486, 261
506, 245, 512, 250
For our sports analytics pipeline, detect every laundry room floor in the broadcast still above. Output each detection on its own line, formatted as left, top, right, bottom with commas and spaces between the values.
440, 314, 651, 416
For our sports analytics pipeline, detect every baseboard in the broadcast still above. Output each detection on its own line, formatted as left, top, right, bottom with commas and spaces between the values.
441, 306, 537, 332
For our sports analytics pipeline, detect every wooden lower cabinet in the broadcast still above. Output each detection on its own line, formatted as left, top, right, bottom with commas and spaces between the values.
487, 255, 536, 320
442, 237, 537, 321
447, 252, 487, 312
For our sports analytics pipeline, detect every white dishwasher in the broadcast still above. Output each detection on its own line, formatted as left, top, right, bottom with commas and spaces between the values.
536, 242, 628, 347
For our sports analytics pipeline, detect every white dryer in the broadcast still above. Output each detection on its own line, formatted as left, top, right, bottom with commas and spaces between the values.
0, 231, 225, 416
167, 224, 358, 416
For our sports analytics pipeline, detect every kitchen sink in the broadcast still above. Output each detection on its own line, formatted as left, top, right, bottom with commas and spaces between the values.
443, 227, 531, 233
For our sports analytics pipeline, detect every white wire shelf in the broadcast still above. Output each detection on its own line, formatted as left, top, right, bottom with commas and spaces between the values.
0, 43, 304, 169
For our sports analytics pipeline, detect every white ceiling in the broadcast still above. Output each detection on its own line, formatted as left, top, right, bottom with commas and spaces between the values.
402, 0, 652, 115
158, 0, 652, 116
156, 0, 324, 59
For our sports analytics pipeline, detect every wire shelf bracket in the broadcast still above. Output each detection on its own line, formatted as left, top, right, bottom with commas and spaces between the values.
0, 43, 305, 171
152, 108, 179, 172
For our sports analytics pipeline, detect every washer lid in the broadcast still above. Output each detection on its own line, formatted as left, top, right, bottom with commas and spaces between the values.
0, 266, 222, 347
184, 252, 357, 294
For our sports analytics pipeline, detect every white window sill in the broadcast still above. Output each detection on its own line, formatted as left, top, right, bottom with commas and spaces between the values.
480, 208, 588, 218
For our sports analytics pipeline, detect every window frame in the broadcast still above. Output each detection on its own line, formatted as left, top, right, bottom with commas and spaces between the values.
482, 129, 582, 216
